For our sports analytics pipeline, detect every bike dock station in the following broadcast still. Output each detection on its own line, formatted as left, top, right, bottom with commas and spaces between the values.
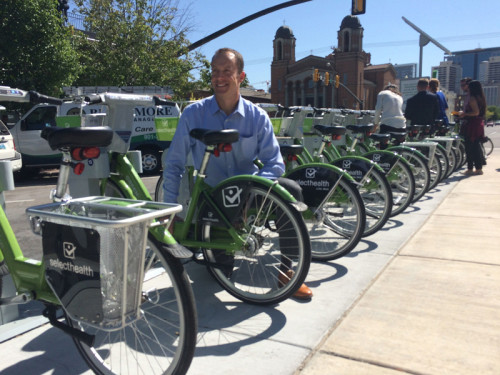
1, 147, 499, 374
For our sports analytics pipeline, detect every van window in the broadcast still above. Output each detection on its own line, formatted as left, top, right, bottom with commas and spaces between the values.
24, 106, 57, 131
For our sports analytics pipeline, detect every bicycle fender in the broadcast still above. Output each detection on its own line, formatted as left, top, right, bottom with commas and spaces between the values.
387, 146, 429, 163
331, 156, 384, 183
283, 163, 355, 208
362, 150, 407, 174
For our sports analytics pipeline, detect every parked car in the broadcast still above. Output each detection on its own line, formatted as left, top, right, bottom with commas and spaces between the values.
0, 118, 22, 172
495, 120, 500, 126
486, 121, 494, 127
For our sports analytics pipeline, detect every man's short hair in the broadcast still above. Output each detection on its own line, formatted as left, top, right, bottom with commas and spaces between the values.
212, 48, 244, 73
417, 78, 429, 89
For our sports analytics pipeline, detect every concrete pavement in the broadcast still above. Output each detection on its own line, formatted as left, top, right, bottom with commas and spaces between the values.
298, 151, 500, 374
0, 150, 499, 375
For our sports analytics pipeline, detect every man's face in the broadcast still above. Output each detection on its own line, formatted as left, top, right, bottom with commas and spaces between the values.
211, 52, 245, 97
461, 82, 469, 93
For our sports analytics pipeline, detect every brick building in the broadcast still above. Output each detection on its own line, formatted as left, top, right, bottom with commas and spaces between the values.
270, 15, 396, 110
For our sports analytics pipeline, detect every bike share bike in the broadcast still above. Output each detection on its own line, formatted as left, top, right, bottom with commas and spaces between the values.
0, 89, 197, 375
155, 104, 367, 262
79, 93, 312, 305
265, 105, 390, 240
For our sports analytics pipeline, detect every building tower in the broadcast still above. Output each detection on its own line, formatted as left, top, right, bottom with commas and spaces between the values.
270, 25, 296, 105
334, 15, 369, 108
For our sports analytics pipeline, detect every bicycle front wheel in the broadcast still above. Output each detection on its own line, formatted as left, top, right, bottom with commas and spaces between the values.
483, 137, 494, 156
199, 181, 311, 305
68, 237, 197, 375
385, 157, 416, 216
285, 164, 366, 260
393, 149, 430, 202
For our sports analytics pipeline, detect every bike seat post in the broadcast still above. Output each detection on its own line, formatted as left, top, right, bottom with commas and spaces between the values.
53, 150, 72, 202
197, 146, 214, 178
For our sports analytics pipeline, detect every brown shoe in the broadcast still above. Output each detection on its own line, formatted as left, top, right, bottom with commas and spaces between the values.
278, 270, 313, 300
462, 169, 474, 175
474, 169, 484, 175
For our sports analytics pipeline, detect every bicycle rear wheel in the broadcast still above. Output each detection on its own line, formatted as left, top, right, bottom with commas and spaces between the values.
483, 137, 494, 156
434, 144, 450, 182
199, 181, 311, 305
393, 149, 430, 202
285, 164, 366, 260
330, 158, 391, 237
427, 152, 443, 191
68, 236, 197, 375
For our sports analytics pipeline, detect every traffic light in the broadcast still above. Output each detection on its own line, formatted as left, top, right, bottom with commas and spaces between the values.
352, 0, 366, 15
335, 75, 340, 88
325, 72, 330, 86
313, 69, 320, 82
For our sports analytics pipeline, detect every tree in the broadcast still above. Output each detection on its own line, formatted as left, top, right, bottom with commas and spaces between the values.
72, 0, 208, 99
0, 0, 80, 96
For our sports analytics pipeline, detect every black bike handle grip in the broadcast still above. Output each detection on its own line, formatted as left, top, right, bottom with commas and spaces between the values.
28, 91, 64, 105
84, 94, 103, 104
153, 96, 171, 106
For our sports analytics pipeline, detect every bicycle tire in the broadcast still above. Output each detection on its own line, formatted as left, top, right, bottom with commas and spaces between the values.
0, 260, 9, 296
198, 180, 311, 305
392, 149, 431, 202
483, 137, 494, 156
286, 164, 366, 260
330, 158, 392, 237
68, 236, 198, 375
362, 151, 416, 216
434, 144, 450, 182
445, 147, 457, 178
427, 151, 443, 191
458, 141, 467, 168
155, 175, 164, 202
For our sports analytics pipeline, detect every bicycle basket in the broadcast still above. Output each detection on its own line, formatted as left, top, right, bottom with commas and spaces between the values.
26, 196, 181, 330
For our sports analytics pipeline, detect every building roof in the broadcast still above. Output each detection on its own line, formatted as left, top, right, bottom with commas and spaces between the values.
340, 15, 362, 30
364, 63, 393, 71
275, 25, 295, 39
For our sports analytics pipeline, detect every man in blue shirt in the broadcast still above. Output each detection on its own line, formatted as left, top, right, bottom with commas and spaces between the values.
163, 48, 312, 299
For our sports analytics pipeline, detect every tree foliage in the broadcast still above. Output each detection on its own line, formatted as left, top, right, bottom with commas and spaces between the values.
72, 0, 208, 98
486, 105, 500, 121
0, 0, 80, 96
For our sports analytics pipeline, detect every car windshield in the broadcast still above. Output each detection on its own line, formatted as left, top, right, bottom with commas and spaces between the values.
0, 120, 10, 135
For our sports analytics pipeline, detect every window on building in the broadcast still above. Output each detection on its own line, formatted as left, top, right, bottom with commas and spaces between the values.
278, 79, 282, 91
344, 31, 350, 52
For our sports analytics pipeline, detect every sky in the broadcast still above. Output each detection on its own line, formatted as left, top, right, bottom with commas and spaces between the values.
179, 0, 500, 90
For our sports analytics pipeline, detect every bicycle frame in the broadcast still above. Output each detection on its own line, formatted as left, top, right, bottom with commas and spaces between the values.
103, 150, 298, 253
0, 203, 58, 305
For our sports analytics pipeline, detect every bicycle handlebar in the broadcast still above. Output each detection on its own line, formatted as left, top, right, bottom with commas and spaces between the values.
28, 91, 64, 105
84, 94, 103, 105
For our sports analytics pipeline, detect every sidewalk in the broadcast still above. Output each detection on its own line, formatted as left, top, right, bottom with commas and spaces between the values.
298, 152, 500, 374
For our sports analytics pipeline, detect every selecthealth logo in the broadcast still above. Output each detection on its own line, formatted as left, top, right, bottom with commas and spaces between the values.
222, 186, 243, 207
48, 241, 95, 277
294, 168, 330, 188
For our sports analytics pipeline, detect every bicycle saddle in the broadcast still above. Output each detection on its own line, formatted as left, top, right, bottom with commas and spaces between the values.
280, 144, 304, 157
346, 124, 376, 134
189, 128, 239, 145
313, 124, 346, 136
369, 133, 391, 141
41, 126, 114, 150
389, 132, 408, 143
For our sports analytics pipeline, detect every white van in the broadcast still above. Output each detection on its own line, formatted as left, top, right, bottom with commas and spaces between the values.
0, 117, 22, 172
8, 100, 180, 175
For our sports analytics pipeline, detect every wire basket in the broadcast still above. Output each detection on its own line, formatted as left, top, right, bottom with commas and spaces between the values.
26, 196, 181, 330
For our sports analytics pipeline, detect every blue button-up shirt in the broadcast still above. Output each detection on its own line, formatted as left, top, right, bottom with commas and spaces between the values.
162, 95, 284, 203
